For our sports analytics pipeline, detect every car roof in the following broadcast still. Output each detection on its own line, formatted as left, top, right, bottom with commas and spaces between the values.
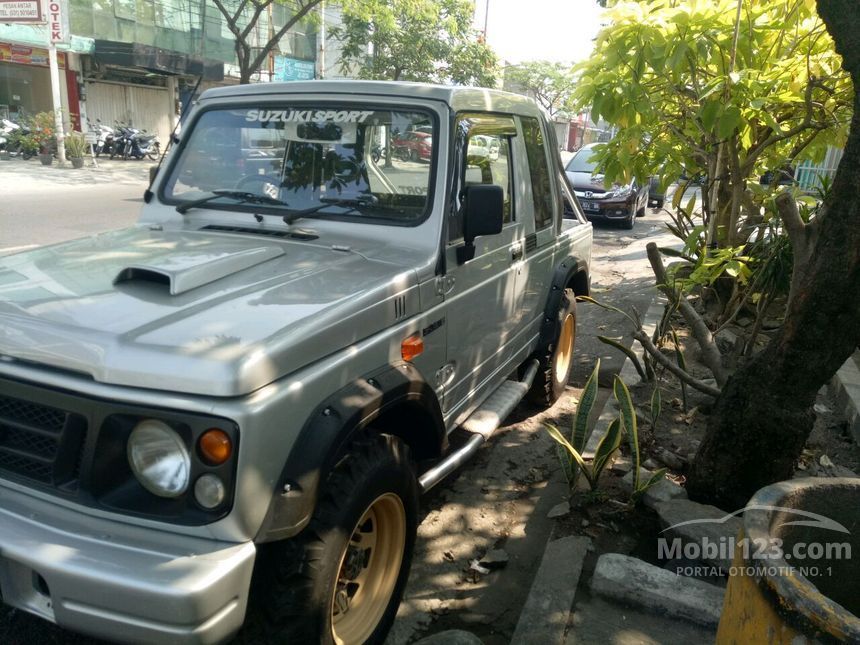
199, 80, 544, 118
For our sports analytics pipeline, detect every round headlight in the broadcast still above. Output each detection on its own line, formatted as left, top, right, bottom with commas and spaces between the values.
127, 420, 190, 498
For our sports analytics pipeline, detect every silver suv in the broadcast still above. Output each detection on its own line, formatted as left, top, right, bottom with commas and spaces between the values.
0, 81, 592, 644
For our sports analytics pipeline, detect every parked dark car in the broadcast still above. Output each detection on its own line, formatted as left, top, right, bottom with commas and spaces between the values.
648, 176, 666, 208
565, 143, 649, 229
760, 165, 795, 186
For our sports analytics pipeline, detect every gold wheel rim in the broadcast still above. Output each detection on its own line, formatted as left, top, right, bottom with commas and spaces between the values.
554, 313, 575, 384
331, 493, 406, 645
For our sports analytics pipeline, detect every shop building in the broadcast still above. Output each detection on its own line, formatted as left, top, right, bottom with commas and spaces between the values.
0, 0, 318, 139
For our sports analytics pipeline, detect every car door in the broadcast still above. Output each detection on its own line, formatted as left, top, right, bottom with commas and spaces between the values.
442, 113, 523, 420
511, 115, 560, 334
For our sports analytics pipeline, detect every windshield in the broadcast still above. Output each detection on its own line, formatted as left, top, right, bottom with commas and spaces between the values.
566, 147, 599, 173
163, 105, 436, 223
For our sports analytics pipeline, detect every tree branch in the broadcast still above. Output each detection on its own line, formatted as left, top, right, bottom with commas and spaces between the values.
646, 242, 729, 387
633, 331, 722, 398
247, 0, 322, 79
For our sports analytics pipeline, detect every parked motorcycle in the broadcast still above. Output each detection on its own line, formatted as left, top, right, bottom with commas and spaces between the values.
87, 119, 116, 157
1, 118, 35, 159
110, 123, 160, 161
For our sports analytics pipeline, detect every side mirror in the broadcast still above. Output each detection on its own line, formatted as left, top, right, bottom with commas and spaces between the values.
458, 184, 504, 263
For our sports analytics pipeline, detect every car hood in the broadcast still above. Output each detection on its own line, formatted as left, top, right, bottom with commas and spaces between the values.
0, 227, 417, 396
565, 171, 629, 194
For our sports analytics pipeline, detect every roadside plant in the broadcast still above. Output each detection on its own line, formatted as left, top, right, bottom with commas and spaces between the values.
28, 111, 57, 154
65, 131, 87, 159
544, 361, 665, 501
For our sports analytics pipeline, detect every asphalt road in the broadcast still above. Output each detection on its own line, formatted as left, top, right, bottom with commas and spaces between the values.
0, 158, 679, 643
0, 157, 146, 254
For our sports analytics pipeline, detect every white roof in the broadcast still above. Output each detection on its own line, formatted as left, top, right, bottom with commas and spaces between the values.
200, 80, 543, 117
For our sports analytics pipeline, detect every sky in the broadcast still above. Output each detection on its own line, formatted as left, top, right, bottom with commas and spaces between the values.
473, 0, 605, 66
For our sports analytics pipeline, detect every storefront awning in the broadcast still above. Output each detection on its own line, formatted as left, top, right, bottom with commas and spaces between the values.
93, 40, 223, 81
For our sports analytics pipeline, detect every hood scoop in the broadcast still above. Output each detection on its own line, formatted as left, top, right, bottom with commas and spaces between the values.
114, 245, 284, 296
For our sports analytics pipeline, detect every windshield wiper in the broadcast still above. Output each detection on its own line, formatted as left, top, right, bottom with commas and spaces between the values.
176, 189, 289, 214
282, 195, 379, 225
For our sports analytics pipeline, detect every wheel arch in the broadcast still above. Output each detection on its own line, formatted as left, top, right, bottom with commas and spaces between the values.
537, 256, 589, 349
255, 362, 445, 543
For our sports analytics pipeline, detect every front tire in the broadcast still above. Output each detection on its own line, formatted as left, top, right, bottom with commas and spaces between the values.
242, 434, 418, 645
528, 289, 577, 407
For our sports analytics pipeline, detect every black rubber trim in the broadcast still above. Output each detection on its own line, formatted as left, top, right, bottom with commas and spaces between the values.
538, 256, 589, 349
255, 362, 445, 543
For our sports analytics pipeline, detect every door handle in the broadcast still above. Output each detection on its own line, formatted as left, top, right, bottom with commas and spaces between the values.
511, 244, 524, 262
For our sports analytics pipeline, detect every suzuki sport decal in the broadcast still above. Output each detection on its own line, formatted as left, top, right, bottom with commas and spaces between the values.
245, 109, 374, 124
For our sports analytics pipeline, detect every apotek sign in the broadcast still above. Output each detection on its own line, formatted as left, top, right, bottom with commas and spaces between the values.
46, 0, 69, 44
0, 0, 42, 22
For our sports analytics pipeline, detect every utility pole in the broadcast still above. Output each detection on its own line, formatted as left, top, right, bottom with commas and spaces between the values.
483, 0, 489, 39
46, 0, 68, 164
318, 0, 326, 79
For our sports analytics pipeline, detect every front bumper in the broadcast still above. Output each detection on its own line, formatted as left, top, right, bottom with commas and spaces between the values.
582, 202, 635, 220
0, 483, 256, 644
577, 198, 633, 221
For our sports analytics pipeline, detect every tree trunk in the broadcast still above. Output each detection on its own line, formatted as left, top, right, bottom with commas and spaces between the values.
686, 0, 860, 510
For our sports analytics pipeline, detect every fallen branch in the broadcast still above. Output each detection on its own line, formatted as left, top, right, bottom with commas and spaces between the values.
646, 242, 729, 387
633, 331, 723, 398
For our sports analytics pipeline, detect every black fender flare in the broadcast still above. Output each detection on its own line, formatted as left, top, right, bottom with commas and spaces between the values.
255, 362, 445, 543
538, 256, 589, 350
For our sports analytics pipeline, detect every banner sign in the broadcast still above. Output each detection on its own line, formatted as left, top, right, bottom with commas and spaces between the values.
0, 0, 42, 23
273, 55, 315, 82
0, 43, 66, 68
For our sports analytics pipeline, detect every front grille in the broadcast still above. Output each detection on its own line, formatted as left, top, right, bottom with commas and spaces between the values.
0, 394, 88, 491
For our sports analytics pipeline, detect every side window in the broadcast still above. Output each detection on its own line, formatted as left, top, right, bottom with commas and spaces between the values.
449, 114, 517, 242
521, 117, 554, 230
464, 134, 512, 222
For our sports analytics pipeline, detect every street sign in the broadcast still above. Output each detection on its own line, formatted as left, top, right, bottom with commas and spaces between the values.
46, 0, 69, 44
0, 0, 42, 22
274, 56, 315, 82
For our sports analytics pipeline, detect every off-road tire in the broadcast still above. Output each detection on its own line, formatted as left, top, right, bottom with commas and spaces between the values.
240, 434, 418, 645
528, 288, 576, 407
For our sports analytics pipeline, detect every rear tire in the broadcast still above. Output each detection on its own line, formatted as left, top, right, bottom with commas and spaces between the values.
146, 143, 160, 161
240, 434, 418, 645
528, 289, 577, 407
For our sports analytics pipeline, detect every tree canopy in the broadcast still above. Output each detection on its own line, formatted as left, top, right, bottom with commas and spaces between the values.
574, 0, 851, 247
333, 0, 498, 86
504, 60, 578, 119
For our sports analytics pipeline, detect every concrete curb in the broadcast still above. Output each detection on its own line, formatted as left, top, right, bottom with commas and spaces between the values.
583, 296, 667, 459
510, 536, 591, 645
828, 351, 860, 445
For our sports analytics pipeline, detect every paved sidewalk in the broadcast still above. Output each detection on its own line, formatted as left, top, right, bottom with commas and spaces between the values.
0, 155, 151, 190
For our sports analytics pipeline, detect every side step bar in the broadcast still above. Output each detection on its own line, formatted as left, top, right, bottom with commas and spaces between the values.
419, 359, 540, 492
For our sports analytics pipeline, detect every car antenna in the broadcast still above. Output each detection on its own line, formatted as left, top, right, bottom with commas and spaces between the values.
143, 74, 203, 204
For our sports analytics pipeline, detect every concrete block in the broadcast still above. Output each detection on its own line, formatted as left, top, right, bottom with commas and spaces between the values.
590, 553, 724, 627
653, 499, 742, 573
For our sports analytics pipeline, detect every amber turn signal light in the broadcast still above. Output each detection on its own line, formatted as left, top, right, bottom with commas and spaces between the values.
198, 429, 232, 466
401, 335, 424, 361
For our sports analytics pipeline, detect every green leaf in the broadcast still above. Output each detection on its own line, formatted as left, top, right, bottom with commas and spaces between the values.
592, 418, 623, 481
631, 468, 668, 502
543, 423, 589, 472
650, 386, 662, 428
614, 376, 639, 490
573, 360, 600, 452
700, 101, 721, 131
598, 336, 647, 382
717, 105, 742, 139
